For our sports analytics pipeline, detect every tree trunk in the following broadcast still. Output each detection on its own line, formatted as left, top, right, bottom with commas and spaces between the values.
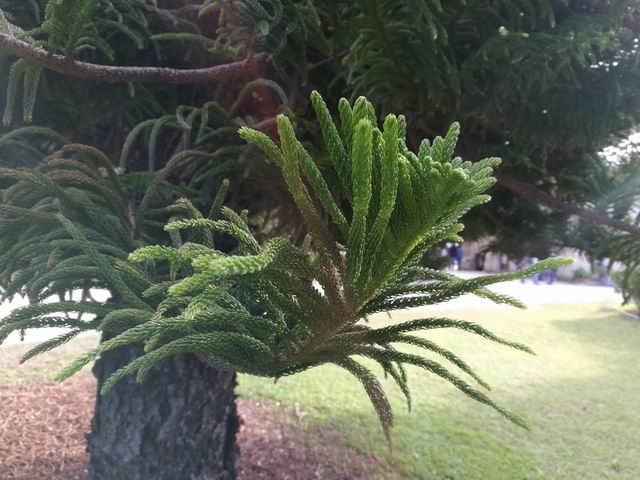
88, 332, 239, 480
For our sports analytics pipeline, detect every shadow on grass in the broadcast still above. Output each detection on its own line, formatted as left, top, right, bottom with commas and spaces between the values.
548, 307, 639, 350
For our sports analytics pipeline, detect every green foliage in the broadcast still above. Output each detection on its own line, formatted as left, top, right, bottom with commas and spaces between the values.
608, 233, 640, 306
2, 59, 43, 126
26, 0, 150, 57
0, 0, 163, 125
119, 79, 286, 174
572, 267, 591, 281
39, 0, 109, 57
115, 91, 301, 239
202, 0, 330, 79
0, 135, 223, 356
563, 137, 640, 302
215, 0, 640, 264
54, 92, 571, 441
338, 0, 639, 154
613, 267, 640, 310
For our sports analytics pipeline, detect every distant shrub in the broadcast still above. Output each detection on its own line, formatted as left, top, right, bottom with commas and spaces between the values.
573, 267, 591, 281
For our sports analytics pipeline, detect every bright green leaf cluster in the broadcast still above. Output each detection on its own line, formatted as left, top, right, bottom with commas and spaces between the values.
54, 92, 572, 443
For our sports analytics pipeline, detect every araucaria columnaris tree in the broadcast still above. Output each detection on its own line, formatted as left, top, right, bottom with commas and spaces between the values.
0, 139, 243, 478
53, 92, 571, 442
0, 2, 269, 476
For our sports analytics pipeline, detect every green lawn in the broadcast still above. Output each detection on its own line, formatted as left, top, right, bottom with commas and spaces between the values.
238, 304, 640, 479
0, 333, 98, 386
1, 304, 638, 478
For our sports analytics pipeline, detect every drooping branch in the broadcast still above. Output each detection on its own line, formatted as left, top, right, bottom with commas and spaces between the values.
0, 33, 267, 84
495, 173, 640, 239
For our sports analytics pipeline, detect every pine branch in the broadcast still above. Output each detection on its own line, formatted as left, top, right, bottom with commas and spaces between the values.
0, 33, 268, 84
496, 173, 640, 239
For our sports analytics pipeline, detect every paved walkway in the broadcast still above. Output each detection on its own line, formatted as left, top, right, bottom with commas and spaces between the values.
0, 273, 623, 347
439, 270, 621, 309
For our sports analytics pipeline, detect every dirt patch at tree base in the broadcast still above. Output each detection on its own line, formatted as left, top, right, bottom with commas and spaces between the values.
0, 378, 386, 479
0, 379, 91, 480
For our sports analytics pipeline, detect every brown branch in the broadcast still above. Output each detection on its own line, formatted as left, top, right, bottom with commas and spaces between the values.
253, 116, 277, 131
495, 173, 640, 239
0, 33, 267, 84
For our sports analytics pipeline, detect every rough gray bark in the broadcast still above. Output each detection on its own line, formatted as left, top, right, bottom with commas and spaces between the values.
88, 333, 239, 480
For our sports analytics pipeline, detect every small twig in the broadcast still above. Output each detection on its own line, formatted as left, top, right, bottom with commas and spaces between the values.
0, 33, 268, 84
253, 116, 277, 131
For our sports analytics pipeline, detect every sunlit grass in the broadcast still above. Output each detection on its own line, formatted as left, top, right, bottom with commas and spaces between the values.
238, 304, 640, 479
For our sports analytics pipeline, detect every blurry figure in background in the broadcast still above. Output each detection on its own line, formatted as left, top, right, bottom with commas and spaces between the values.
519, 256, 541, 284
518, 257, 529, 283
499, 253, 510, 272
448, 242, 458, 270
599, 258, 613, 287
546, 268, 557, 284
442, 242, 452, 270
545, 247, 561, 284
530, 256, 540, 284
454, 243, 464, 270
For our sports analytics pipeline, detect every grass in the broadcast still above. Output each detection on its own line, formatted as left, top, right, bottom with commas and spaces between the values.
237, 304, 640, 479
1, 304, 638, 478
619, 303, 639, 317
0, 333, 98, 386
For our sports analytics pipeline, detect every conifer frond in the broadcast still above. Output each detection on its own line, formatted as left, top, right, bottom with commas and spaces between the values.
204, 0, 329, 78
0, 138, 216, 350
335, 357, 394, 444
65, 92, 572, 443
20, 329, 82, 363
